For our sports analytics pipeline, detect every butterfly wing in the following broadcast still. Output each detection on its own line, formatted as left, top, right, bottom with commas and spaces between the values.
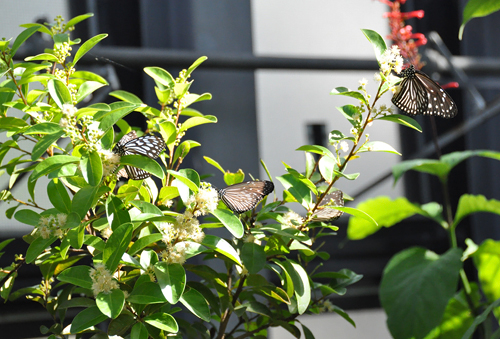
218, 180, 274, 213
113, 132, 165, 180
312, 190, 344, 222
392, 65, 457, 119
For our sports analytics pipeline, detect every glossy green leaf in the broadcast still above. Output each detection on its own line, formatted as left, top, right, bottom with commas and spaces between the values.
120, 154, 164, 179
281, 259, 311, 315
277, 173, 313, 209
167, 169, 199, 192
331, 87, 367, 105
185, 56, 208, 78
47, 179, 72, 213
105, 194, 131, 230
472, 239, 500, 312
179, 115, 217, 133
381, 247, 462, 339
461, 297, 500, 339
70, 306, 108, 334
103, 222, 133, 272
180, 288, 211, 321
128, 281, 167, 304
47, 79, 72, 109
96, 288, 124, 319
128, 234, 163, 256
14, 209, 40, 226
203, 156, 225, 174
71, 185, 99, 219
144, 67, 175, 88
131, 322, 149, 339
26, 236, 57, 263
296, 144, 334, 158
153, 262, 186, 304
202, 234, 242, 265
73, 33, 108, 64
97, 103, 141, 133
241, 242, 267, 274
31, 130, 65, 161
357, 141, 401, 155
66, 13, 94, 28
24, 122, 63, 135
377, 114, 422, 132
460, 0, 500, 39
11, 26, 39, 56
109, 90, 143, 104
75, 81, 106, 103
361, 28, 387, 63
80, 150, 103, 186
144, 312, 178, 333
0, 117, 28, 131
57, 265, 93, 289
347, 196, 444, 240
211, 208, 244, 238
454, 195, 500, 230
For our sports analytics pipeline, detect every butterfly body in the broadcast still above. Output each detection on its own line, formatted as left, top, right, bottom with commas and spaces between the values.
391, 65, 457, 119
218, 180, 274, 213
113, 131, 165, 180
312, 190, 344, 222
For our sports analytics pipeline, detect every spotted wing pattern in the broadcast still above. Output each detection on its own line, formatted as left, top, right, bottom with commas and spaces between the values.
218, 180, 274, 214
113, 131, 165, 180
391, 65, 457, 119
312, 190, 344, 222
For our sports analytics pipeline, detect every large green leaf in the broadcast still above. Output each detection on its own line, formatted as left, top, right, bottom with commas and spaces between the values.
460, 0, 500, 39
167, 169, 199, 192
392, 159, 450, 184
472, 239, 500, 318
178, 115, 217, 133
47, 179, 72, 213
454, 195, 500, 230
120, 154, 164, 179
347, 196, 444, 240
25, 236, 57, 263
128, 281, 167, 304
330, 87, 367, 105
14, 209, 40, 226
11, 26, 39, 56
179, 288, 211, 321
361, 28, 387, 64
277, 173, 313, 209
281, 259, 311, 315
211, 208, 244, 238
31, 130, 65, 160
73, 34, 108, 65
241, 242, 267, 274
96, 288, 124, 319
97, 103, 141, 133
105, 194, 131, 230
103, 222, 133, 272
71, 185, 99, 219
380, 247, 462, 339
57, 266, 93, 289
70, 306, 108, 334
144, 312, 178, 333
153, 262, 186, 304
201, 234, 242, 265
377, 114, 422, 132
47, 79, 72, 109
80, 149, 103, 186
30, 155, 80, 182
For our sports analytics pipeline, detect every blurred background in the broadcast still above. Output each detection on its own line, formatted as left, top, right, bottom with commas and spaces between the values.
1, 0, 499, 338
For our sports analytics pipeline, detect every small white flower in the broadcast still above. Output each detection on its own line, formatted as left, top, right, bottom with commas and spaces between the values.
57, 213, 67, 226
282, 211, 304, 229
89, 263, 119, 296
340, 141, 349, 153
359, 78, 368, 87
373, 73, 382, 82
62, 104, 77, 117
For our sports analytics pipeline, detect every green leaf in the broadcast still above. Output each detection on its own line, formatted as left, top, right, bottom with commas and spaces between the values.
180, 288, 211, 321
392, 159, 450, 184
281, 259, 311, 315
47, 179, 72, 213
24, 122, 63, 135
377, 114, 422, 132
361, 28, 387, 63
357, 141, 401, 155
120, 154, 164, 179
96, 289, 124, 319
179, 115, 217, 133
31, 130, 65, 160
202, 234, 242, 265
97, 103, 141, 133
203, 156, 225, 174
128, 234, 163, 256
0, 117, 28, 131
26, 236, 57, 263
106, 195, 131, 230
461, 297, 500, 339
331, 87, 367, 105
66, 13, 93, 28
241, 242, 267, 274
128, 282, 167, 304
454, 195, 500, 230
380, 247, 462, 339
57, 265, 93, 289
167, 169, 199, 192
80, 149, 103, 186
75, 81, 106, 103
14, 209, 40, 226
296, 144, 334, 158
235, 301, 272, 318
347, 196, 444, 240
472, 240, 500, 310
73, 34, 108, 64
11, 26, 39, 57
71, 185, 99, 219
103, 222, 133, 272
211, 208, 244, 238
185, 56, 208, 78
131, 322, 149, 339
47, 79, 72, 109
144, 67, 175, 88
144, 312, 178, 333
153, 262, 186, 304
460, 0, 500, 39
277, 173, 313, 209
70, 306, 108, 334
109, 90, 143, 104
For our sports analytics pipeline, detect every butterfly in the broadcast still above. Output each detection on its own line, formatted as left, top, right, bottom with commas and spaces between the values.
113, 131, 165, 180
391, 65, 457, 119
218, 180, 274, 214
312, 190, 344, 222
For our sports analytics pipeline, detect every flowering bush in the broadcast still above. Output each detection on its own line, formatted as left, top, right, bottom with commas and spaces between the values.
0, 14, 437, 339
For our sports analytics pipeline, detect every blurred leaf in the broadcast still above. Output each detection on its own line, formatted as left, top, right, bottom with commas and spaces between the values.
460, 0, 500, 39
204, 156, 225, 174
131, 323, 149, 339
454, 195, 500, 230
392, 159, 449, 184
179, 115, 217, 133
381, 247, 462, 339
186, 56, 208, 78
241, 242, 267, 274
66, 13, 94, 29
11, 26, 39, 56
331, 87, 367, 105
472, 239, 500, 318
24, 122, 63, 135
461, 297, 500, 339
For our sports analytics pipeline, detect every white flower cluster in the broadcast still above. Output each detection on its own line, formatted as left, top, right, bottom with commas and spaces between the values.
89, 263, 119, 296
37, 213, 67, 239
186, 182, 219, 216
282, 211, 304, 229
379, 45, 404, 75
98, 148, 121, 178
318, 299, 335, 313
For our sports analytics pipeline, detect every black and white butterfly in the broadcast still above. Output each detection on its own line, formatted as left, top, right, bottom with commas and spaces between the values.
113, 131, 165, 180
391, 65, 457, 119
312, 190, 344, 222
218, 180, 274, 214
